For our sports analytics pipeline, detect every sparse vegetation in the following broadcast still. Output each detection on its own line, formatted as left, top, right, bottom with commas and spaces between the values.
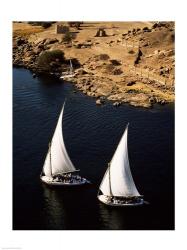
63, 31, 75, 43
37, 50, 65, 71
105, 64, 115, 72
110, 59, 121, 66
67, 22, 83, 29
98, 54, 110, 60
28, 22, 55, 28
113, 68, 123, 75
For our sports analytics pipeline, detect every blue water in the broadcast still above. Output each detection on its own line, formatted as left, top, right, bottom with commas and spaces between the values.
13, 68, 174, 230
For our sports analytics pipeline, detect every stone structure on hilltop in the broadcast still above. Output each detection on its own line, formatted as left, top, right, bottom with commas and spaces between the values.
55, 25, 69, 34
95, 28, 107, 37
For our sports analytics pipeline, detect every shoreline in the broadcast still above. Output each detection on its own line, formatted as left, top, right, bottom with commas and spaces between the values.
13, 21, 175, 108
14, 66, 175, 111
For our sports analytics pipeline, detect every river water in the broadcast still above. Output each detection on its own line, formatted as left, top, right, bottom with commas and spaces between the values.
13, 68, 174, 230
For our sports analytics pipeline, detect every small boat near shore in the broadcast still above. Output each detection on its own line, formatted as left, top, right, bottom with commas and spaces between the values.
40, 102, 90, 186
60, 59, 75, 80
97, 123, 144, 207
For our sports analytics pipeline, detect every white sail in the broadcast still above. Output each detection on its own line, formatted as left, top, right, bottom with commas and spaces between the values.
43, 103, 76, 176
99, 124, 140, 197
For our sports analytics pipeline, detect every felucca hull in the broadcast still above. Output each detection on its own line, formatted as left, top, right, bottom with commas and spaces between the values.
60, 74, 75, 79
40, 176, 90, 186
98, 195, 144, 207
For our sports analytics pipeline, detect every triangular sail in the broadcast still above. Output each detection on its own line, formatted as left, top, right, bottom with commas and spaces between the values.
43, 103, 76, 177
99, 124, 140, 197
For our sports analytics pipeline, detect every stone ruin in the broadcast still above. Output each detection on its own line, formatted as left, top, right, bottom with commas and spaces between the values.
95, 28, 107, 37
55, 25, 69, 34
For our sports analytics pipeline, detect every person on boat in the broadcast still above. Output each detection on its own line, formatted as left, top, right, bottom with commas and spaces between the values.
77, 175, 81, 182
107, 196, 112, 202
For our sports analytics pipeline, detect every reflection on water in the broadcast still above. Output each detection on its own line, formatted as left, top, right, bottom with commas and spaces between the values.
42, 184, 102, 230
98, 202, 152, 230
42, 186, 67, 229
99, 203, 128, 230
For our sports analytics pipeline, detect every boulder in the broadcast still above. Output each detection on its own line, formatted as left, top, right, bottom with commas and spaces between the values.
37, 43, 45, 49
44, 38, 58, 46
77, 69, 88, 75
160, 100, 166, 105
75, 43, 83, 49
152, 23, 158, 29
164, 49, 174, 57
24, 51, 35, 57
98, 54, 110, 60
132, 28, 136, 33
96, 99, 102, 105
33, 47, 43, 55
16, 37, 27, 46
142, 42, 149, 47
100, 96, 106, 101
113, 101, 121, 107
154, 49, 160, 55
110, 59, 121, 66
157, 52, 165, 59
143, 27, 151, 32
127, 81, 136, 86
160, 70, 164, 75
113, 68, 123, 75
149, 96, 156, 103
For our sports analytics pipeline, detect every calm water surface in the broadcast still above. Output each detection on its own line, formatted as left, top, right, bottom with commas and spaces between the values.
13, 68, 174, 230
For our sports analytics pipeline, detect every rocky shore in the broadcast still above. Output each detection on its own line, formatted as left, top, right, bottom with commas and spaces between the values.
13, 21, 175, 108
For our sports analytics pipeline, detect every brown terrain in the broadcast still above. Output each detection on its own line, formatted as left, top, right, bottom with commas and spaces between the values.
13, 21, 175, 108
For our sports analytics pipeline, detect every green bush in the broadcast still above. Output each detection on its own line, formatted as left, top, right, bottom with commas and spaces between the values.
37, 50, 65, 71
63, 32, 74, 43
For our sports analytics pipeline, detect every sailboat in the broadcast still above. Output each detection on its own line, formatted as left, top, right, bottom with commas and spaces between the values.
60, 59, 75, 79
97, 123, 144, 206
40, 102, 90, 186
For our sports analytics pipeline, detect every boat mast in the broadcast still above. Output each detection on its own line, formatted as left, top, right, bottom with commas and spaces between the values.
108, 163, 113, 197
49, 142, 52, 177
